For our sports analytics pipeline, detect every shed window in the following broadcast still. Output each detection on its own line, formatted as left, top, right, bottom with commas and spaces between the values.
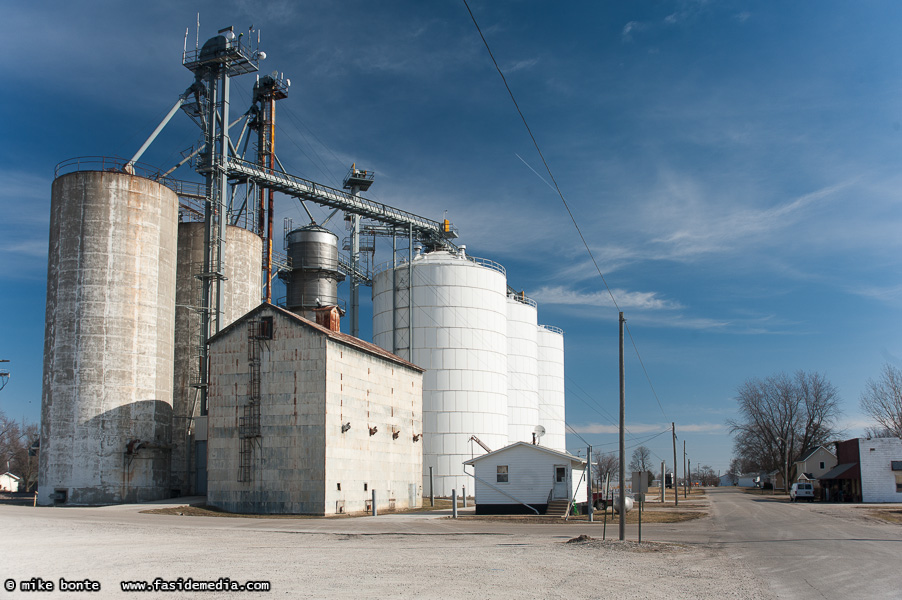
496, 465, 509, 483
891, 461, 902, 471
896, 473, 902, 493
259, 316, 274, 340
819, 461, 825, 470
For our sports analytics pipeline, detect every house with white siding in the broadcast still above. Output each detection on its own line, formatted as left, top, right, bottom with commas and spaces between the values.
463, 442, 586, 515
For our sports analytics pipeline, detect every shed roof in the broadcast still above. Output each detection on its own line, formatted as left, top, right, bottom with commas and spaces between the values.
1, 472, 21, 480
208, 303, 424, 372
819, 463, 858, 480
463, 441, 586, 466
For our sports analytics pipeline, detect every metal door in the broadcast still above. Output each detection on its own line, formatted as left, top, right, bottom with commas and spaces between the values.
195, 441, 207, 495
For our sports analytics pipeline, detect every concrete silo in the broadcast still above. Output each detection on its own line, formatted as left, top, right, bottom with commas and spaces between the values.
506, 294, 539, 444
537, 325, 566, 451
372, 249, 509, 496
39, 168, 178, 505
171, 221, 262, 495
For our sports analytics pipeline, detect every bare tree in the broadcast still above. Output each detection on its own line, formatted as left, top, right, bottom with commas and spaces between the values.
728, 371, 841, 490
592, 450, 618, 489
628, 445, 653, 473
696, 465, 718, 486
860, 364, 902, 439
0, 412, 39, 491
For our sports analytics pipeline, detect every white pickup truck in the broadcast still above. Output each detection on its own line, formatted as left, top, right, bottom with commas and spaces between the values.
790, 482, 815, 502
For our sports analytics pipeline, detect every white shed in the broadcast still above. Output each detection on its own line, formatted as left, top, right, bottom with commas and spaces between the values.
0, 472, 22, 492
463, 442, 586, 515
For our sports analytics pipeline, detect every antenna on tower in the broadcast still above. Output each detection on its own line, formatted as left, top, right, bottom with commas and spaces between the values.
195, 13, 200, 50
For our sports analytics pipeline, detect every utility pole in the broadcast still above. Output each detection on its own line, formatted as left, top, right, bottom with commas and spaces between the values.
661, 460, 665, 503
619, 312, 626, 542
683, 440, 687, 499
587, 444, 593, 522
672, 422, 678, 506
688, 458, 691, 495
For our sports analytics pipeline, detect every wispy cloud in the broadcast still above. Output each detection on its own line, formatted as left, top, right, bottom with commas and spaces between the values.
531, 285, 681, 311
573, 421, 724, 434
850, 284, 902, 305
621, 21, 645, 43
505, 58, 539, 73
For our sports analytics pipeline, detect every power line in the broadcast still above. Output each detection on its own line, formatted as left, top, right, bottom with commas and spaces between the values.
461, 0, 670, 424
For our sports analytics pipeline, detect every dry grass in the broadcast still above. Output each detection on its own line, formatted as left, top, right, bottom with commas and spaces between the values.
865, 508, 902, 525
140, 496, 708, 524
141, 499, 459, 519
141, 505, 330, 519
458, 508, 705, 525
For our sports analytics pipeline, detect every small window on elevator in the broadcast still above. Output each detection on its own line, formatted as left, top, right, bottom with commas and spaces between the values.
259, 316, 274, 340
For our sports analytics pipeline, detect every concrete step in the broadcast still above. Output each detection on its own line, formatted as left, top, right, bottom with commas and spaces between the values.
545, 499, 570, 517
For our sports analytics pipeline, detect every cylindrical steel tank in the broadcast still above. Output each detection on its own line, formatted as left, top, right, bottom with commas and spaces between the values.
372, 250, 508, 496
285, 225, 344, 318
506, 295, 539, 444
39, 170, 178, 505
171, 222, 262, 495
537, 325, 566, 451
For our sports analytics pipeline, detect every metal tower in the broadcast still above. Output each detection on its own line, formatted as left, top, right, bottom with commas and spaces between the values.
343, 165, 374, 338
182, 26, 262, 414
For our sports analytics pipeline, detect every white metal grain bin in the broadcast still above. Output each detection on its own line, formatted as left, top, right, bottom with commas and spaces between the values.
39, 167, 178, 505
506, 295, 539, 444
372, 249, 509, 496
537, 325, 566, 451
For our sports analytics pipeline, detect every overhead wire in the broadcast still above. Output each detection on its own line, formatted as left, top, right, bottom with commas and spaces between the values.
461, 0, 671, 426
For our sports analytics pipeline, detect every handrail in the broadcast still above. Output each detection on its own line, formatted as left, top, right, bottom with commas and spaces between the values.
539, 324, 565, 335
372, 253, 506, 277
464, 467, 540, 515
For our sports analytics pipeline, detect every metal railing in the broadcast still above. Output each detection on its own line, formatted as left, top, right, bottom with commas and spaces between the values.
508, 291, 537, 308
372, 253, 506, 277
539, 324, 565, 335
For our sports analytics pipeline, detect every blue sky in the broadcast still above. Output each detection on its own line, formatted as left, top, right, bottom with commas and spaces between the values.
2, 1, 901, 475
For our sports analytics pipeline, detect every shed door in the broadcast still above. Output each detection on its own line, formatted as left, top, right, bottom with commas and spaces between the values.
553, 465, 569, 499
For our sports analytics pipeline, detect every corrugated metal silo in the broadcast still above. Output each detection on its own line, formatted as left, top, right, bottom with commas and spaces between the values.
285, 225, 344, 318
373, 249, 509, 496
171, 222, 262, 494
506, 295, 539, 444
537, 325, 566, 451
39, 169, 178, 505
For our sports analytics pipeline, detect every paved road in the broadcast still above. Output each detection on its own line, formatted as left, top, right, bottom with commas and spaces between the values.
1, 490, 899, 598
656, 488, 902, 599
